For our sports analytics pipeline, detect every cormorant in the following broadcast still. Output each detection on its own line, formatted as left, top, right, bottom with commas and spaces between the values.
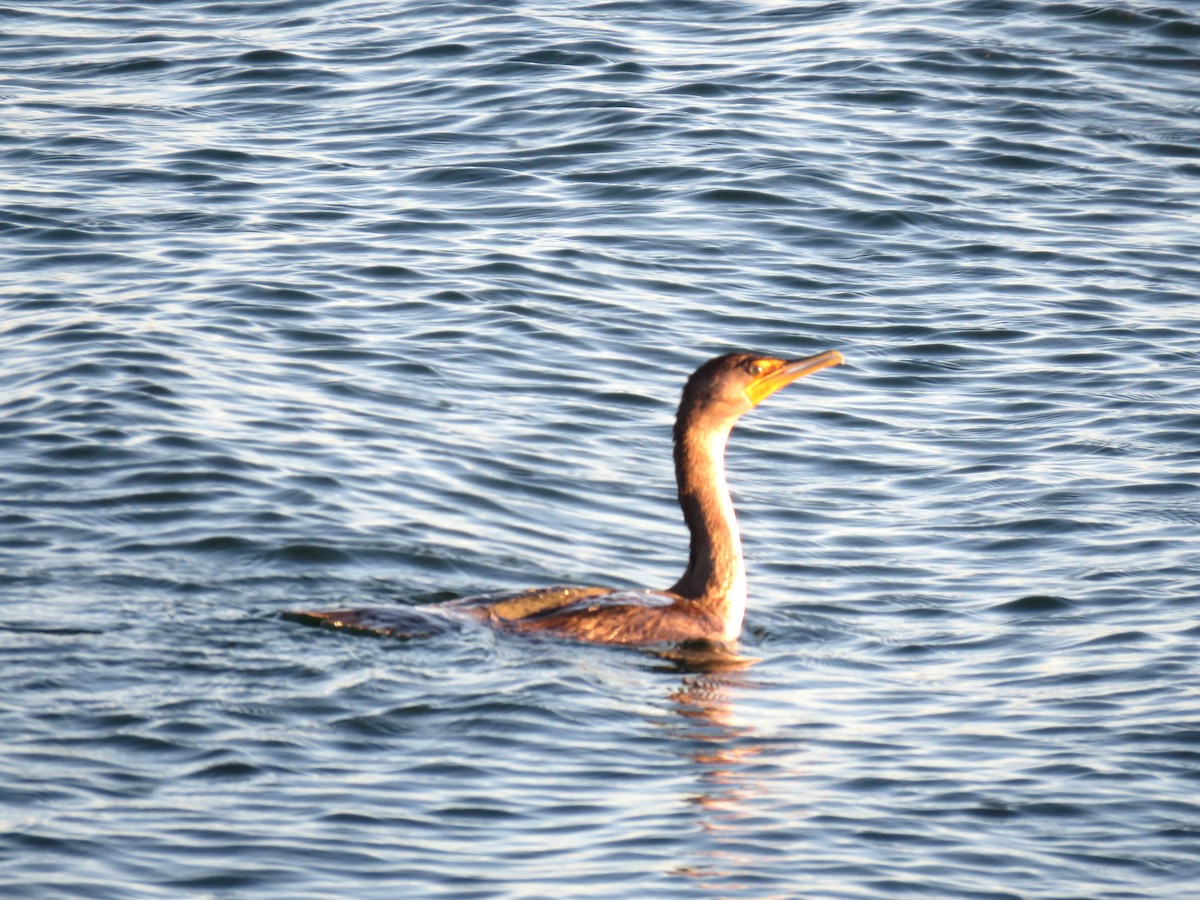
287, 350, 843, 646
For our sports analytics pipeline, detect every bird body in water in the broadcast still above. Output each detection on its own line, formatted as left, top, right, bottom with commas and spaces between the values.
287, 350, 843, 647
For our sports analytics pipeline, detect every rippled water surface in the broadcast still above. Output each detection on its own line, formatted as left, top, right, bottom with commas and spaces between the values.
3, 0, 1200, 896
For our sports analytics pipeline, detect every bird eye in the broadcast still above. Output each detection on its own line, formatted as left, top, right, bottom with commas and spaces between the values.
747, 361, 763, 376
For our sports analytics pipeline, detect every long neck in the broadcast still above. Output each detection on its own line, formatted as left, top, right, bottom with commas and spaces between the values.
667, 413, 746, 639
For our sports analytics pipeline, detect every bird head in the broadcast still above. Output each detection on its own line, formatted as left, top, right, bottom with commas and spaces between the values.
678, 350, 844, 428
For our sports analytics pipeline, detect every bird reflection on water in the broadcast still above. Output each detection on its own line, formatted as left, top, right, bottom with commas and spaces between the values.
656, 655, 778, 890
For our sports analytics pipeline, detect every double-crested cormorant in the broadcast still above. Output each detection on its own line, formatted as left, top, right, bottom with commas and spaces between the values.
287, 350, 843, 646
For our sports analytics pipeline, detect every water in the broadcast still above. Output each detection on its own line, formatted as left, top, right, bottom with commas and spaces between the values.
3, 0, 1199, 896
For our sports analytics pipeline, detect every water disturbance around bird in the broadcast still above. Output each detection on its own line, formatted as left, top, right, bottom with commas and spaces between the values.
2, 1, 1199, 897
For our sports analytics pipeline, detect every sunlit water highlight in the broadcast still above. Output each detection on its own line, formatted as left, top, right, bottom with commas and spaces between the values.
2, 1, 1199, 896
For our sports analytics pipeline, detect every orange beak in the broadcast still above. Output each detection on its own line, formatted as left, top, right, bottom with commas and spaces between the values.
745, 350, 844, 406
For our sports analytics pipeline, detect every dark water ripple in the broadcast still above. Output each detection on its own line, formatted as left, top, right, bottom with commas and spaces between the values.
3, 0, 1200, 896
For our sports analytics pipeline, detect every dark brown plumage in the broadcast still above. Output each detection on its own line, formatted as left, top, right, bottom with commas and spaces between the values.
286, 349, 843, 647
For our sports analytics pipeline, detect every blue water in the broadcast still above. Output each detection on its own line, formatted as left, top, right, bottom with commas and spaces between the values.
3, 0, 1200, 896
